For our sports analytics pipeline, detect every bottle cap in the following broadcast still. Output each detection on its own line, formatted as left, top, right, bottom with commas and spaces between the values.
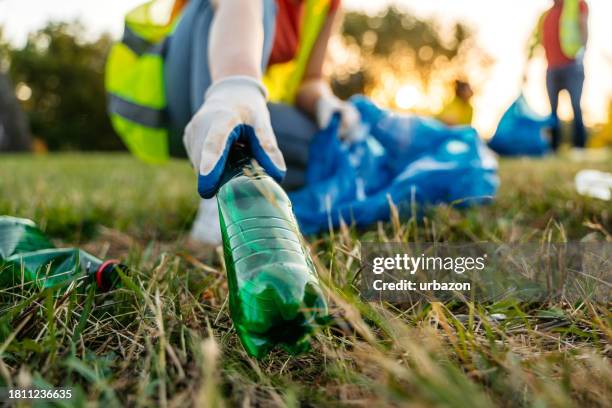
95, 260, 125, 292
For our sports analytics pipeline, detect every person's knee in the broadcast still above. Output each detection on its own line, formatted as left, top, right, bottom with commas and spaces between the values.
268, 103, 317, 168
269, 104, 317, 142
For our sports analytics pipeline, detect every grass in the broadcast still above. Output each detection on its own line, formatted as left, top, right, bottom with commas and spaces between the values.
0, 152, 610, 407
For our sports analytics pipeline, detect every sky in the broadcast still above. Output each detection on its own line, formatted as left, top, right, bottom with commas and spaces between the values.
1, 0, 611, 137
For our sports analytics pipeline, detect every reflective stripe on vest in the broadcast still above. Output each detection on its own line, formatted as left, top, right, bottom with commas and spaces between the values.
105, 0, 172, 163
264, 0, 331, 104
122, 25, 166, 56
108, 94, 166, 128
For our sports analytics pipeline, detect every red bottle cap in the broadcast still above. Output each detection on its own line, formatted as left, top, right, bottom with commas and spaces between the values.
95, 259, 122, 291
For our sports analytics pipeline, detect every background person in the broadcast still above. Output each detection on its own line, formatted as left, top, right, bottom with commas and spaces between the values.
530, 0, 589, 150
436, 80, 474, 126
0, 73, 31, 152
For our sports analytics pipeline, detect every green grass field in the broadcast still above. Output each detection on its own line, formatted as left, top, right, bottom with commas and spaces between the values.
0, 153, 610, 407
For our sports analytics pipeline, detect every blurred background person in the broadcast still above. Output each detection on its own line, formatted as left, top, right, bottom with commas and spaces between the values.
436, 80, 474, 126
530, 0, 589, 150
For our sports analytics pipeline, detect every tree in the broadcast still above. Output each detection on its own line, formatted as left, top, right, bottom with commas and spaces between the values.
1, 10, 490, 152
6, 22, 122, 150
332, 7, 491, 112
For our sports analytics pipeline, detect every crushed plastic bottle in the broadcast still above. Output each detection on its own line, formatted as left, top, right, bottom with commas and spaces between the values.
0, 215, 53, 258
216, 142, 329, 358
0, 216, 123, 292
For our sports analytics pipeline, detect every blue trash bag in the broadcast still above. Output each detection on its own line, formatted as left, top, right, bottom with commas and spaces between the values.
289, 96, 499, 235
488, 95, 552, 156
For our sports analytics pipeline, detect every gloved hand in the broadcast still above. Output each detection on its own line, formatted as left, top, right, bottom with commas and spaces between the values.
315, 93, 361, 142
183, 76, 286, 198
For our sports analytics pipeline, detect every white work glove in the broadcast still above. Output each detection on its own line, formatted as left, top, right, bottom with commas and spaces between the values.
315, 93, 361, 142
183, 76, 286, 198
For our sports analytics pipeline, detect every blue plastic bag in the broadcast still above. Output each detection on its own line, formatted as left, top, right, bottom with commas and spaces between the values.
289, 96, 499, 235
488, 95, 552, 156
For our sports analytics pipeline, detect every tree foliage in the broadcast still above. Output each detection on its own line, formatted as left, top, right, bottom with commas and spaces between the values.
0, 8, 489, 151
3, 22, 121, 150
332, 7, 490, 105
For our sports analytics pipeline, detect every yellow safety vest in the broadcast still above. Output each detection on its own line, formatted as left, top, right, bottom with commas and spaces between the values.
530, 0, 584, 60
436, 97, 474, 127
587, 101, 612, 148
559, 0, 583, 59
105, 0, 330, 164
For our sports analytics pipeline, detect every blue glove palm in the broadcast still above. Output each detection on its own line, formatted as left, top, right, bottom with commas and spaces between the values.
196, 124, 286, 198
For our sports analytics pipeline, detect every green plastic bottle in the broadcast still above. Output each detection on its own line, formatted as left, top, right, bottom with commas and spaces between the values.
0, 216, 54, 258
0, 216, 122, 292
217, 143, 329, 358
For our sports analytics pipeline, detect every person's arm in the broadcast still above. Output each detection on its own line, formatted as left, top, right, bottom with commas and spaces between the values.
526, 13, 544, 61
209, 0, 264, 80
183, 0, 286, 198
294, 8, 339, 115
294, 7, 360, 139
